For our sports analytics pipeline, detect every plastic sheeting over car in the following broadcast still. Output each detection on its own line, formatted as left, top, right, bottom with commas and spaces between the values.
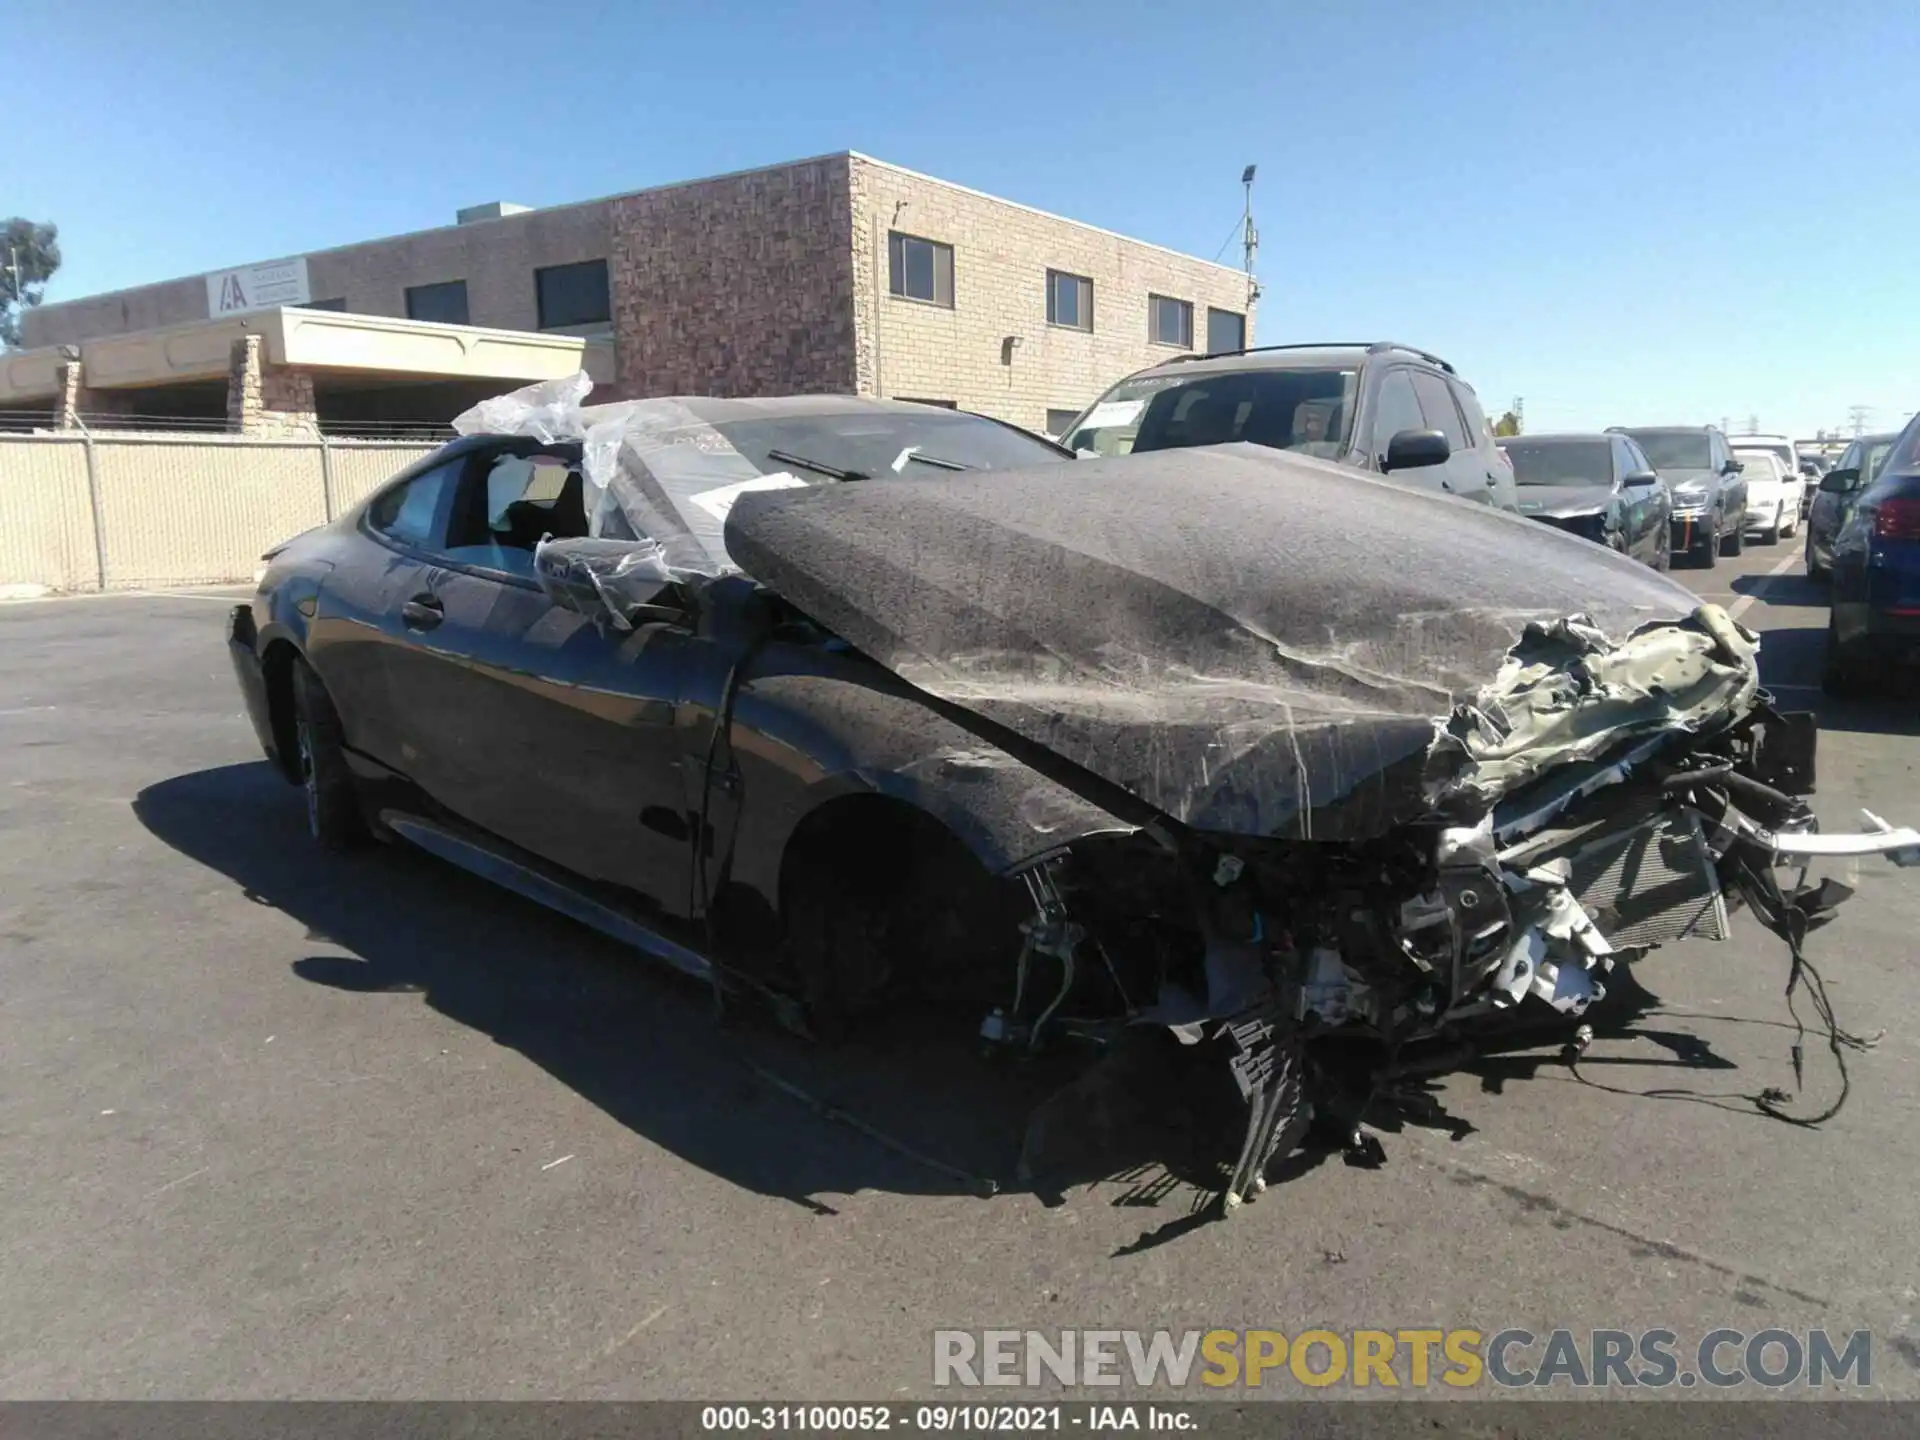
453, 372, 799, 586
724, 443, 1759, 841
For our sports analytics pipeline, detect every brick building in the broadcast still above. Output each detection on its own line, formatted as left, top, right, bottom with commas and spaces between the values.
6, 152, 1253, 437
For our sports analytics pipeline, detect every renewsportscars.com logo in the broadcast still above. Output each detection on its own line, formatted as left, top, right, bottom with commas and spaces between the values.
932, 1328, 1874, 1391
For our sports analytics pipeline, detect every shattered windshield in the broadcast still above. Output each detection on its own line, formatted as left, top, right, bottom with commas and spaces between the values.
1064, 367, 1358, 460
1624, 429, 1712, 471
1500, 439, 1613, 486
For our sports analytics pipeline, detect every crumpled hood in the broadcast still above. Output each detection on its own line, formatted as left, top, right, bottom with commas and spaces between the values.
726, 443, 1748, 840
1516, 485, 1613, 520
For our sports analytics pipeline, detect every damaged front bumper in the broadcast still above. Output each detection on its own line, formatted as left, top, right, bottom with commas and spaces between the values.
980, 607, 1907, 1213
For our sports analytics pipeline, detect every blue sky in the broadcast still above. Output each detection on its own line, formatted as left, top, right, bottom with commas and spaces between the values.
10, 0, 1916, 437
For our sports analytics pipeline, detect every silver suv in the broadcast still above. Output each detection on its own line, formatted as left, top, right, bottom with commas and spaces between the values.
1061, 341, 1519, 511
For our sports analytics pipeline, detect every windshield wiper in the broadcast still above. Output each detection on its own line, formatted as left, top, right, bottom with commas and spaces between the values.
901, 452, 968, 472
767, 448, 868, 482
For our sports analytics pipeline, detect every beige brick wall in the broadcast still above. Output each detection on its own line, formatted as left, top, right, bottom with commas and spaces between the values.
606, 156, 858, 399
849, 157, 1254, 434
24, 201, 617, 347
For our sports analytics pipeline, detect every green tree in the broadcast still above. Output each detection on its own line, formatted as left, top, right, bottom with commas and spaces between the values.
1493, 410, 1522, 436
1, 219, 61, 349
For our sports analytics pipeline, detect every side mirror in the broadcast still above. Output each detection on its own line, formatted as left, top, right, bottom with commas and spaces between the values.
1382, 428, 1451, 472
1723, 459, 1744, 474
533, 536, 683, 630
1819, 467, 1861, 494
1623, 470, 1660, 488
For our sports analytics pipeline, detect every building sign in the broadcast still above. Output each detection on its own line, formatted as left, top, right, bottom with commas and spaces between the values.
205, 257, 310, 317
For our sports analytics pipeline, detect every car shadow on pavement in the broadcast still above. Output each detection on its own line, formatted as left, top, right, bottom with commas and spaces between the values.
1733, 569, 1827, 610
131, 761, 1261, 1220
1755, 626, 1920, 739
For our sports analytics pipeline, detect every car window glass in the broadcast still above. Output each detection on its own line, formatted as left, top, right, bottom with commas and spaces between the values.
1070, 368, 1357, 459
1453, 384, 1492, 448
440, 452, 595, 579
1369, 370, 1426, 456
367, 457, 461, 547
1409, 372, 1468, 450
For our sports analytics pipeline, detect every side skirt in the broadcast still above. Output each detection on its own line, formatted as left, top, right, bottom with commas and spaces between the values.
379, 810, 715, 984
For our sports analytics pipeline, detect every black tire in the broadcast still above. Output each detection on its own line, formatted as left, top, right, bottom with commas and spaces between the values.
1760, 517, 1780, 545
291, 657, 365, 851
1695, 524, 1719, 569
1821, 613, 1870, 698
781, 822, 1022, 1042
1721, 514, 1745, 556
1654, 526, 1672, 572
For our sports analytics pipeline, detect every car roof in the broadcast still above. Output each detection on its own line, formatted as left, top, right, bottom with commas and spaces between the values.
1121, 341, 1457, 383
1610, 424, 1717, 434
1730, 433, 1793, 444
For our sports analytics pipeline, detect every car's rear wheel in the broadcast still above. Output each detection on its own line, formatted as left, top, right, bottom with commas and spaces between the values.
1821, 612, 1870, 698
291, 657, 365, 851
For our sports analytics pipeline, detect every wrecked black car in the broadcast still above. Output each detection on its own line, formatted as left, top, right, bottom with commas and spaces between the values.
229, 376, 1918, 1214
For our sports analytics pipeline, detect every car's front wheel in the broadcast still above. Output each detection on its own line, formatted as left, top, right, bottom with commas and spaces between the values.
1694, 518, 1719, 568
1721, 511, 1745, 556
291, 657, 365, 851
1760, 505, 1781, 545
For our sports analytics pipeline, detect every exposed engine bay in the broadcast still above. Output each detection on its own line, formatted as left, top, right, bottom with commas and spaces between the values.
971, 611, 1913, 1212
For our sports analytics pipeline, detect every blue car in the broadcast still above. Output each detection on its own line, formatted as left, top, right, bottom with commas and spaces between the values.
1823, 410, 1920, 695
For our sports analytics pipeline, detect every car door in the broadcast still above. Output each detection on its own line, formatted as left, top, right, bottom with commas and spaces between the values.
1621, 436, 1666, 562
1449, 381, 1518, 511
1609, 436, 1645, 559
315, 449, 469, 772
376, 444, 696, 905
1408, 369, 1495, 504
1713, 431, 1746, 529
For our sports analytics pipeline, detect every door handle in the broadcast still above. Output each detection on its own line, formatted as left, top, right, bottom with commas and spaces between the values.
401, 594, 444, 631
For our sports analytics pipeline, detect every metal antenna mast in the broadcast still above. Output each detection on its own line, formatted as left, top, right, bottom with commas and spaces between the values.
1240, 165, 1261, 311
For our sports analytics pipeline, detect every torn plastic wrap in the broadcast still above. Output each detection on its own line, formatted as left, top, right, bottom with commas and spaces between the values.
453, 372, 803, 583
531, 536, 677, 632
723, 442, 1748, 840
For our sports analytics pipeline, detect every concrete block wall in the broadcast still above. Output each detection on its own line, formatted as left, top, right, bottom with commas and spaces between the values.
849, 157, 1255, 434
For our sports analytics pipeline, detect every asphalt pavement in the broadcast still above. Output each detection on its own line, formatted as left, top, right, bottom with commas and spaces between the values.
2, 537, 1918, 1401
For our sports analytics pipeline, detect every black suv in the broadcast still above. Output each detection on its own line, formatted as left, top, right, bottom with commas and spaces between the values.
1608, 425, 1749, 568
1060, 342, 1519, 510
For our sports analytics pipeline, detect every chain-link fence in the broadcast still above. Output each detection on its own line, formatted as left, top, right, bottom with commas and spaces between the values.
0, 432, 440, 593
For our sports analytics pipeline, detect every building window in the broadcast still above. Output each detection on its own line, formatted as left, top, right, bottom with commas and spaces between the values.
405, 280, 469, 326
1046, 408, 1083, 438
1206, 307, 1246, 355
305, 297, 349, 312
889, 232, 954, 307
1046, 270, 1093, 331
535, 259, 611, 330
1149, 294, 1193, 348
